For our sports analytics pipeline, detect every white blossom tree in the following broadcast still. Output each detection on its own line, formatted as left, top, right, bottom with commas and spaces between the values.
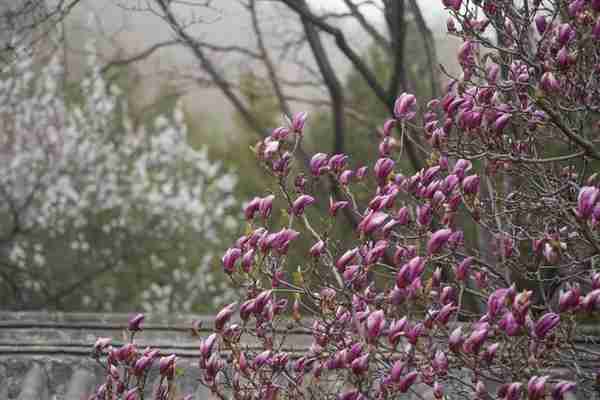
0, 44, 239, 312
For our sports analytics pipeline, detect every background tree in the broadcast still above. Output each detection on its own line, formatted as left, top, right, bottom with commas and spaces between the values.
0, 42, 239, 312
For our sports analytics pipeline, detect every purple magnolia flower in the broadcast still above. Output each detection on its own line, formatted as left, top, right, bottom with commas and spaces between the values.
244, 197, 261, 220
399, 371, 419, 393
417, 203, 433, 226
309, 240, 325, 258
499, 311, 520, 336
339, 169, 354, 185
336, 248, 358, 271
552, 381, 576, 400
366, 309, 386, 340
559, 287, 580, 312
254, 350, 272, 369
271, 126, 290, 140
454, 257, 473, 281
351, 353, 369, 375
393, 93, 417, 120
328, 154, 348, 172
442, 0, 462, 11
462, 175, 480, 194
436, 303, 457, 326
463, 324, 489, 354
593, 17, 600, 40
541, 71, 560, 93
124, 388, 138, 400
310, 153, 329, 176
432, 350, 448, 374
374, 157, 395, 184
577, 186, 600, 219
215, 302, 237, 331
133, 356, 153, 376
528, 376, 549, 400
535, 15, 547, 34
557, 46, 574, 69
329, 198, 349, 216
128, 313, 145, 332
222, 247, 242, 273
383, 118, 396, 136
505, 382, 523, 400
259, 195, 275, 219
200, 333, 218, 359
358, 211, 389, 235
159, 354, 176, 378
428, 228, 453, 255
291, 111, 308, 133
487, 287, 510, 319
494, 113, 511, 131
292, 194, 316, 216
534, 312, 560, 339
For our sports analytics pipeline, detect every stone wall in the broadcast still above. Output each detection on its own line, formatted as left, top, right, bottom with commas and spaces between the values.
0, 312, 596, 399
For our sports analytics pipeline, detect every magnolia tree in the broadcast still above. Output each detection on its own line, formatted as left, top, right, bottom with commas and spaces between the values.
0, 46, 238, 311
91, 0, 600, 399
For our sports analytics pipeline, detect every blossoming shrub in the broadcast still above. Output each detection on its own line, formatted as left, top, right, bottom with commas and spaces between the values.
91, 0, 600, 398
0, 47, 238, 311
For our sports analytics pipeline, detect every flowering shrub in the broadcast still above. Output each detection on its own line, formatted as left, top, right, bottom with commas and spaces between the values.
0, 46, 238, 311
91, 0, 600, 398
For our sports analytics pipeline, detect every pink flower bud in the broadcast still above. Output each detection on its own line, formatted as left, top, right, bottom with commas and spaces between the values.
557, 47, 574, 69
399, 371, 419, 392
494, 113, 511, 131
394, 93, 417, 120
592, 272, 600, 290
374, 157, 395, 184
452, 159, 472, 179
329, 197, 349, 216
259, 195, 275, 219
356, 166, 368, 180
309, 240, 325, 258
383, 118, 396, 136
442, 0, 462, 11
222, 247, 242, 274
463, 324, 489, 354
291, 111, 308, 133
552, 381, 576, 400
541, 71, 560, 93
534, 312, 560, 339
428, 228, 453, 255
159, 354, 176, 378
339, 169, 354, 185
292, 194, 316, 216
244, 197, 261, 220
351, 353, 369, 375
535, 15, 547, 35
505, 382, 523, 400
93, 337, 111, 354
454, 257, 473, 281
528, 375, 549, 400
434, 382, 444, 399
577, 186, 600, 219
499, 311, 520, 336
358, 210, 389, 235
365, 309, 386, 340
128, 313, 145, 332
432, 350, 448, 374
215, 302, 237, 331
133, 356, 153, 376
310, 153, 329, 176
593, 17, 600, 40
417, 203, 433, 227
241, 249, 255, 273
124, 388, 138, 400
487, 288, 510, 319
